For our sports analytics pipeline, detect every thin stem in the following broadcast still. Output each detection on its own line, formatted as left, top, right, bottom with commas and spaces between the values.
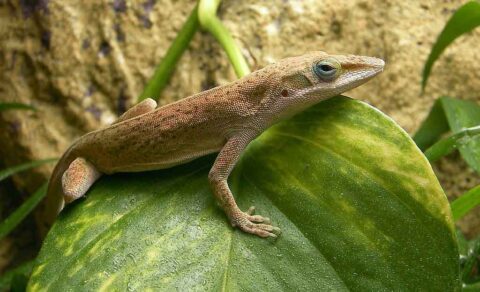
0, 182, 48, 239
451, 184, 480, 221
198, 0, 250, 77
138, 4, 200, 102
208, 17, 250, 77
424, 125, 480, 162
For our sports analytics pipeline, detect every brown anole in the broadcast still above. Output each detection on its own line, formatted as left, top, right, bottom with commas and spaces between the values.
43, 51, 384, 238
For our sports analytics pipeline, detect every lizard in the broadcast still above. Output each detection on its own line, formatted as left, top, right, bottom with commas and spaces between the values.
42, 51, 384, 238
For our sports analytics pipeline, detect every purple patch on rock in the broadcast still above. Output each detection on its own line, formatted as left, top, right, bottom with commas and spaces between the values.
20, 0, 49, 18
139, 0, 155, 28
143, 0, 156, 13
86, 105, 102, 120
113, 0, 127, 13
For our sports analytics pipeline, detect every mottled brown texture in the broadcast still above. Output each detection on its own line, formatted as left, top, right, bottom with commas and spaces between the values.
44, 52, 383, 238
62, 157, 101, 203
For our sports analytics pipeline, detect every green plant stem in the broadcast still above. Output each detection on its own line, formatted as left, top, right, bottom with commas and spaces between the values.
0, 182, 48, 239
451, 185, 480, 222
424, 125, 480, 163
198, 0, 250, 77
0, 158, 57, 182
138, 5, 200, 102
0, 102, 36, 112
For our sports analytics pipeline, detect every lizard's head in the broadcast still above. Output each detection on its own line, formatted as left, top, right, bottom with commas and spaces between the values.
266, 51, 384, 119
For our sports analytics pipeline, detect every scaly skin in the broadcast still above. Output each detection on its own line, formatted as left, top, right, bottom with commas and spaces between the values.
41, 51, 384, 238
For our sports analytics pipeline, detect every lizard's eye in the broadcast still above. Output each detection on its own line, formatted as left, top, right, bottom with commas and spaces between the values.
313, 59, 340, 81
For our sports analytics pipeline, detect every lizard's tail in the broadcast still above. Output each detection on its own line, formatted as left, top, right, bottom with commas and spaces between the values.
38, 144, 79, 237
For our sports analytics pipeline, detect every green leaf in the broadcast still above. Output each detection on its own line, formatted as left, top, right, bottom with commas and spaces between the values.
0, 260, 34, 291
414, 97, 480, 172
424, 126, 480, 163
0, 158, 57, 182
413, 99, 449, 151
0, 182, 48, 239
0, 102, 36, 112
421, 1, 480, 91
28, 97, 459, 291
451, 185, 480, 221
441, 97, 480, 173
423, 133, 458, 162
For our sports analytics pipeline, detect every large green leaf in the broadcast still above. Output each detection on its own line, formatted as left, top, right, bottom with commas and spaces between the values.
421, 1, 480, 91
28, 97, 459, 291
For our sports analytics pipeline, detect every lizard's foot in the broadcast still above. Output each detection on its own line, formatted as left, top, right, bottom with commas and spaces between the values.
231, 206, 281, 238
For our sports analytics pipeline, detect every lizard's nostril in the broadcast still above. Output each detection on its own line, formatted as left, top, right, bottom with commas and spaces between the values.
281, 89, 289, 97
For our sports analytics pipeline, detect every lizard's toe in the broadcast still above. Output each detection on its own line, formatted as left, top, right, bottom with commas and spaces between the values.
243, 225, 278, 238
233, 209, 281, 238
245, 206, 271, 224
248, 215, 270, 223
243, 222, 281, 238
246, 206, 256, 215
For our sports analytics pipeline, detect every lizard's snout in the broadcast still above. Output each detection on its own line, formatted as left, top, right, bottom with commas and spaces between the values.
361, 56, 385, 78
365, 56, 385, 72
373, 57, 385, 70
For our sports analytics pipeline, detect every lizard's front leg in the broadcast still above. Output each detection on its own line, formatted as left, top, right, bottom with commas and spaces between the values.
209, 132, 280, 238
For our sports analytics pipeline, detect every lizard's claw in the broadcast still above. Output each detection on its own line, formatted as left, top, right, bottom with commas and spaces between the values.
232, 206, 281, 238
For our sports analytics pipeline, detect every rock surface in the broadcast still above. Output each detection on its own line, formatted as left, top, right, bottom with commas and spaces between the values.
1, 0, 480, 261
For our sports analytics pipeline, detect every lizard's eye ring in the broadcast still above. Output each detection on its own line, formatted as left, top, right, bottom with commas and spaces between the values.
313, 59, 340, 81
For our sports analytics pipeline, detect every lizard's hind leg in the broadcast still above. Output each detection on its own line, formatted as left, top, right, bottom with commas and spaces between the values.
62, 157, 102, 204
113, 98, 157, 124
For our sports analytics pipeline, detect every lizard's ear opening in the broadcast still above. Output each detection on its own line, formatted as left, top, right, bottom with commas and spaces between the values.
313, 58, 341, 81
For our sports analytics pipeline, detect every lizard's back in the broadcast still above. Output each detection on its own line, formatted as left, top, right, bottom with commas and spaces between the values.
75, 72, 267, 174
